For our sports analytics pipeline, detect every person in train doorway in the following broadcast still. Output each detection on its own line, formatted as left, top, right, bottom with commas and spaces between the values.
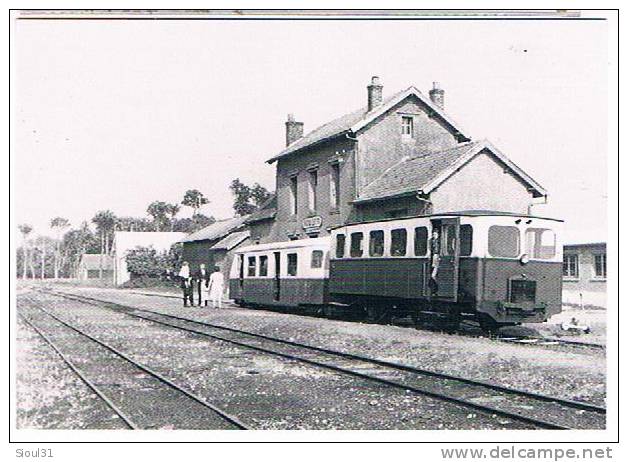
429, 227, 441, 296
195, 263, 210, 307
178, 261, 194, 307
207, 266, 225, 309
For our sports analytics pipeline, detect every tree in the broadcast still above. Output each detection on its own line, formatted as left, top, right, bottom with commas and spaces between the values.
165, 203, 180, 231
62, 223, 98, 278
147, 201, 170, 231
181, 189, 209, 217
172, 214, 216, 233
18, 224, 33, 279
230, 178, 272, 216
50, 217, 70, 279
92, 210, 117, 278
117, 216, 152, 232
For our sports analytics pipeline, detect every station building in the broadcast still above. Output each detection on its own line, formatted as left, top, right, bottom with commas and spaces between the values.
562, 242, 607, 308
247, 76, 547, 244
179, 215, 250, 280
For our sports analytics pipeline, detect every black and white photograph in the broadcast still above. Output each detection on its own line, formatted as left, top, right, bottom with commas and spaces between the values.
8, 6, 619, 455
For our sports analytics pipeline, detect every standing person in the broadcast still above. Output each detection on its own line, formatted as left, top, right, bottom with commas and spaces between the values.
178, 261, 194, 307
429, 227, 441, 296
207, 266, 225, 309
195, 263, 210, 307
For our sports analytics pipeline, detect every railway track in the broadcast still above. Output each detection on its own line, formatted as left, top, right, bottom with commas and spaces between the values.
39, 288, 606, 430
129, 289, 605, 351
18, 296, 248, 430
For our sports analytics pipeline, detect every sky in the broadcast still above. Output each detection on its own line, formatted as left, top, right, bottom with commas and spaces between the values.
13, 17, 609, 242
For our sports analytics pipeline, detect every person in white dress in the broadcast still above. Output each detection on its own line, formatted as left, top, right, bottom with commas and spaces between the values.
208, 266, 225, 309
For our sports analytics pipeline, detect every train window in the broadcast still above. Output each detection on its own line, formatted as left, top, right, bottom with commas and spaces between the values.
287, 253, 298, 276
259, 255, 268, 277
525, 228, 556, 259
247, 256, 256, 277
441, 224, 457, 256
459, 225, 473, 256
414, 227, 428, 256
335, 234, 346, 258
350, 232, 364, 258
369, 230, 384, 257
488, 226, 520, 258
311, 250, 324, 268
391, 229, 407, 256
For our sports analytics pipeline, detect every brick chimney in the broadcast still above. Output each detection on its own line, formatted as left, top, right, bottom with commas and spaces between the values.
367, 76, 383, 112
285, 113, 304, 146
429, 81, 445, 109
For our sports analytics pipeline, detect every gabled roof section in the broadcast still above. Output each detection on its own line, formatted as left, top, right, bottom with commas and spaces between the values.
179, 215, 249, 243
355, 139, 547, 204
210, 230, 250, 251
266, 86, 470, 164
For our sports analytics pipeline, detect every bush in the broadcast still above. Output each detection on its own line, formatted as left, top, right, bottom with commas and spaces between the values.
125, 246, 170, 279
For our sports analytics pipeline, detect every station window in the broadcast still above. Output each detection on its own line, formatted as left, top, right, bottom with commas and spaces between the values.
459, 224, 473, 257
350, 232, 364, 258
335, 234, 346, 258
563, 254, 578, 278
311, 250, 324, 268
287, 253, 298, 276
259, 255, 268, 277
391, 228, 407, 256
525, 228, 556, 260
289, 175, 298, 215
401, 116, 414, 137
308, 170, 318, 212
330, 163, 341, 210
369, 230, 384, 257
594, 254, 606, 279
247, 256, 256, 277
414, 226, 428, 256
488, 226, 520, 258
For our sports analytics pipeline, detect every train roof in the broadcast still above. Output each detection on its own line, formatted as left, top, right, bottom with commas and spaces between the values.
235, 236, 331, 254
331, 210, 563, 229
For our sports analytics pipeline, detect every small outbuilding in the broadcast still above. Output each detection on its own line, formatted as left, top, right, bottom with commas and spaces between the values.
78, 253, 114, 281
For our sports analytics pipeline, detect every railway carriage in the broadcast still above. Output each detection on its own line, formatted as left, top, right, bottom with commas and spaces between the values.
229, 237, 330, 308
230, 211, 563, 331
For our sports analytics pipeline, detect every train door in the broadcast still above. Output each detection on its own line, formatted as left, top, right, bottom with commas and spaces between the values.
431, 217, 460, 301
273, 251, 281, 301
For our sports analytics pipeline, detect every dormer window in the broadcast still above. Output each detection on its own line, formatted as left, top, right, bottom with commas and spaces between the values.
401, 116, 414, 137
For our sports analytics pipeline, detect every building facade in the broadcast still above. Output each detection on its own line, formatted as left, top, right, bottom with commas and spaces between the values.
78, 253, 114, 281
180, 216, 250, 282
562, 242, 607, 308
248, 76, 547, 244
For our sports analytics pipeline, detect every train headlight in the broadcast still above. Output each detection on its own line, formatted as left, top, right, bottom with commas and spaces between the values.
520, 253, 530, 265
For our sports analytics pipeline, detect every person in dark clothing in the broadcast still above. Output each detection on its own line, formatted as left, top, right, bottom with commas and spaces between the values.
194, 263, 210, 307
178, 261, 194, 307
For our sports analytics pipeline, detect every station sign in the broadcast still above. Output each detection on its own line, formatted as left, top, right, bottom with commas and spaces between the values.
302, 216, 323, 234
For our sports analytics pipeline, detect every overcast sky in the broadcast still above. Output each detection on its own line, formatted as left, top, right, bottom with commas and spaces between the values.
14, 17, 608, 241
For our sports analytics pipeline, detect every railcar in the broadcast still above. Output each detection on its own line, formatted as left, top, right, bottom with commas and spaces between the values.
230, 211, 563, 331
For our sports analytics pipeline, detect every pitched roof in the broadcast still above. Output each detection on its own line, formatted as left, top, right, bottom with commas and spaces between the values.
210, 230, 251, 250
179, 215, 249, 243
267, 86, 470, 163
355, 140, 547, 204
79, 253, 113, 270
